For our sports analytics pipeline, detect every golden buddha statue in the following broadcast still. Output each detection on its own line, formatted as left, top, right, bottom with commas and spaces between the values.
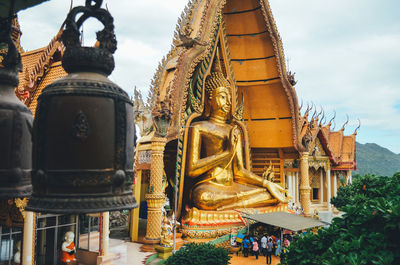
185, 62, 288, 211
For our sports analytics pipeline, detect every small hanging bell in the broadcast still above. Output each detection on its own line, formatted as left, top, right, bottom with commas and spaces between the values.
26, 0, 137, 213
0, 19, 33, 199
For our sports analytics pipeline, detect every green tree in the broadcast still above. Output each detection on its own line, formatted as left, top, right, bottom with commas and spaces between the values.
164, 243, 231, 265
280, 173, 400, 265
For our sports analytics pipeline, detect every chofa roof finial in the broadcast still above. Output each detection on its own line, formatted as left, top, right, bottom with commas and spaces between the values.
341, 114, 349, 131
353, 118, 361, 135
328, 110, 336, 127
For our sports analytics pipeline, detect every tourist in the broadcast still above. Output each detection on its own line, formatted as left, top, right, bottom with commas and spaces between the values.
275, 237, 281, 257
284, 237, 290, 248
242, 236, 250, 257
252, 237, 259, 259
266, 238, 273, 264
271, 235, 276, 255
249, 235, 254, 256
261, 234, 267, 256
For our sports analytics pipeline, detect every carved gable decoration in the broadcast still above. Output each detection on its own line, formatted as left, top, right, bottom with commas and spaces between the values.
310, 137, 327, 157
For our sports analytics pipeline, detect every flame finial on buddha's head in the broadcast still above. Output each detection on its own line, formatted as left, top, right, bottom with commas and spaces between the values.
205, 48, 231, 100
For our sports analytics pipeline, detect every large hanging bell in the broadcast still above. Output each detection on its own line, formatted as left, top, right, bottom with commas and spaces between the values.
26, 0, 137, 213
0, 21, 33, 199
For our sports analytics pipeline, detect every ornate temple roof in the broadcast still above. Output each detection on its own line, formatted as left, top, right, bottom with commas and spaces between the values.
299, 109, 358, 170
15, 25, 65, 115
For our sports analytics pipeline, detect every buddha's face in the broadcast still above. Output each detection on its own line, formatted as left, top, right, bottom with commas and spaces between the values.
210, 86, 231, 118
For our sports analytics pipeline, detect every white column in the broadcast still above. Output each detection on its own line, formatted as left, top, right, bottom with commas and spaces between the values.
286, 172, 289, 197
333, 172, 337, 197
327, 168, 331, 211
287, 173, 290, 196
292, 175, 296, 201
102, 212, 109, 256
97, 212, 113, 265
288, 173, 294, 200
347, 170, 352, 184
22, 211, 34, 265
320, 169, 324, 204
296, 172, 300, 203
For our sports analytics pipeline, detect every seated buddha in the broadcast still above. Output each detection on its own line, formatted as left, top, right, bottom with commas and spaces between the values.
185, 65, 288, 211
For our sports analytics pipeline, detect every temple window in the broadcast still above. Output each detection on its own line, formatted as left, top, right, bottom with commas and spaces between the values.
0, 226, 22, 264
78, 214, 100, 251
35, 214, 79, 265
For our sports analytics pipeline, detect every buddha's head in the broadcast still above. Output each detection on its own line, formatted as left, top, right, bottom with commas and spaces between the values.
205, 71, 232, 120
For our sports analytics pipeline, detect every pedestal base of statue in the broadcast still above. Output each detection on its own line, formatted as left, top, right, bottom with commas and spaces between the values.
96, 253, 115, 265
182, 207, 244, 239
182, 204, 288, 239
154, 245, 173, 260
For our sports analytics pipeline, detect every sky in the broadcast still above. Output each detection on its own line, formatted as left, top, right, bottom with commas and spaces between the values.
17, 0, 400, 154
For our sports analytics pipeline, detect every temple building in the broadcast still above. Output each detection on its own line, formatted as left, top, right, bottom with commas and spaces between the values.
286, 110, 358, 218
0, 0, 358, 264
132, 0, 358, 245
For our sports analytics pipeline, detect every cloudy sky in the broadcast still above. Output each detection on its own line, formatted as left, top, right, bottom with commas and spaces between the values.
17, 0, 400, 153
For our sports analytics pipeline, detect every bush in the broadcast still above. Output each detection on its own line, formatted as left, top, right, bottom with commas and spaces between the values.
280, 173, 400, 265
331, 173, 392, 209
164, 243, 231, 265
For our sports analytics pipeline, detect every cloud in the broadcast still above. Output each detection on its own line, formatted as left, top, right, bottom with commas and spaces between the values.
111, 38, 167, 94
19, 0, 187, 96
270, 0, 400, 152
16, 0, 400, 153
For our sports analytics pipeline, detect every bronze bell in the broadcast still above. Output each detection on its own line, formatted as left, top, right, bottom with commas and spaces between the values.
0, 20, 33, 199
26, 0, 137, 213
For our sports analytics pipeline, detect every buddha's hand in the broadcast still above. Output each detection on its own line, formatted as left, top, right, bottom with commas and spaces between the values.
263, 180, 289, 203
262, 178, 271, 189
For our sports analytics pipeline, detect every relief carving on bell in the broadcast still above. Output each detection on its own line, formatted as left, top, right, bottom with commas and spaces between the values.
0, 18, 33, 199
26, 0, 137, 213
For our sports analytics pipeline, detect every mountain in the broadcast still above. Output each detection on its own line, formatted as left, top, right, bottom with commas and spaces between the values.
353, 142, 400, 176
